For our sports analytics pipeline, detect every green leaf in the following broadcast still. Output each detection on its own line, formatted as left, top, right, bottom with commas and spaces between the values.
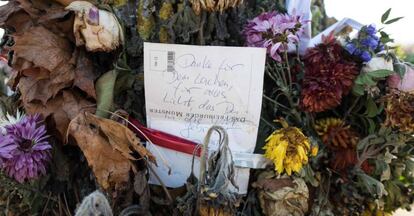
355, 73, 376, 86
365, 97, 379, 118
381, 8, 391, 23
356, 170, 387, 197
385, 16, 404, 24
95, 70, 119, 118
367, 118, 376, 134
394, 63, 406, 78
368, 69, 394, 78
352, 84, 365, 96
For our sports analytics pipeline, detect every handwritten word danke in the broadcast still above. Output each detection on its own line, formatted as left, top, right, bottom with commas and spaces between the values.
176, 53, 212, 69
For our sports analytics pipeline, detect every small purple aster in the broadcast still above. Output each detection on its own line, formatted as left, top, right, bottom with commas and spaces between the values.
243, 11, 308, 62
1, 115, 51, 183
0, 135, 17, 159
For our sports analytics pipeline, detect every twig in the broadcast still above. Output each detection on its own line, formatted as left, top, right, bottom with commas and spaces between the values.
260, 116, 276, 130
42, 192, 52, 216
63, 193, 71, 216
343, 97, 360, 122
263, 94, 290, 110
284, 51, 293, 92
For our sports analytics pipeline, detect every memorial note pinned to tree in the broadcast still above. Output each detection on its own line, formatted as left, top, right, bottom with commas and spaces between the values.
144, 43, 266, 193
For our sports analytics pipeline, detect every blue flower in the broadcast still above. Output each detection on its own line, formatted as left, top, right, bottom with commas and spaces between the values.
354, 48, 362, 56
365, 24, 376, 35
360, 51, 372, 62
361, 37, 379, 49
345, 43, 357, 54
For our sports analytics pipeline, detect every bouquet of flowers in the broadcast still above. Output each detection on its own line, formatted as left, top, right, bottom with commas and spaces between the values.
0, 0, 413, 215
244, 8, 414, 215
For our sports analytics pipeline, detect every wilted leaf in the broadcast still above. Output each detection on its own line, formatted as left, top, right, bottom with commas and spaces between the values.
67, 112, 155, 191
23, 90, 93, 139
134, 170, 150, 211
356, 170, 387, 197
253, 178, 294, 192
73, 49, 97, 98
95, 70, 118, 118
4, 10, 34, 33
19, 67, 55, 104
13, 26, 76, 102
0, 1, 34, 33
0, 1, 21, 25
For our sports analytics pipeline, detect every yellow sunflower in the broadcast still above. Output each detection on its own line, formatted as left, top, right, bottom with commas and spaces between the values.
263, 120, 316, 175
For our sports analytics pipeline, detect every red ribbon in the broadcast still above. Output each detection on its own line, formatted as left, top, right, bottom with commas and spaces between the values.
128, 117, 201, 156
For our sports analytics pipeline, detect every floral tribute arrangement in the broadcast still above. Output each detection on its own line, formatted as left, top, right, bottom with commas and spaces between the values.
0, 0, 413, 215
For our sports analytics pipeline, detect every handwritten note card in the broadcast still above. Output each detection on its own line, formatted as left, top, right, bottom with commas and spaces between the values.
144, 42, 266, 194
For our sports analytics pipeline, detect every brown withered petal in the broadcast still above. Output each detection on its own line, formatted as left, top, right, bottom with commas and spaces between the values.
314, 118, 359, 151
382, 90, 414, 133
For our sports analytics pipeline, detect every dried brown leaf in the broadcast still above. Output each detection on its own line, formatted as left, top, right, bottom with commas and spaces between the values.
78, 112, 156, 164
67, 112, 133, 190
4, 10, 34, 33
67, 112, 156, 191
73, 49, 97, 98
13, 26, 76, 102
23, 90, 93, 139
19, 67, 54, 104
0, 1, 22, 26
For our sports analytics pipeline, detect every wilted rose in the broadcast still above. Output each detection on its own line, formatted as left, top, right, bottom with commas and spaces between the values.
252, 171, 309, 216
388, 65, 414, 92
66, 1, 124, 52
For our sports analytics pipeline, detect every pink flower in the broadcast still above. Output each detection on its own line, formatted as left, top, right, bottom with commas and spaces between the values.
243, 11, 307, 62
388, 65, 414, 92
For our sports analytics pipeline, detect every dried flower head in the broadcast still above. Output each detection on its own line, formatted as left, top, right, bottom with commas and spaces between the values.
315, 118, 359, 151
263, 120, 312, 175
382, 90, 414, 133
190, 0, 243, 15
253, 172, 309, 216
66, 1, 124, 52
243, 11, 307, 62
314, 118, 369, 172
0, 114, 51, 183
301, 34, 359, 112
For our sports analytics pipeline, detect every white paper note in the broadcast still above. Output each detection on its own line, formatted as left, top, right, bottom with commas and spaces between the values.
144, 42, 266, 194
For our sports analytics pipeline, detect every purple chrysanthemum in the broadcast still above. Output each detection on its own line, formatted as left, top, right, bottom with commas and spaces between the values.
0, 114, 51, 183
243, 11, 307, 62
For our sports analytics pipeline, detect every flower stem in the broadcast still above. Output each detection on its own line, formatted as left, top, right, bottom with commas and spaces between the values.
284, 51, 293, 92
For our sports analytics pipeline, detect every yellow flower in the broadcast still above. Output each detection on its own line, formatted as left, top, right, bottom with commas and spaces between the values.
311, 145, 318, 157
263, 120, 311, 175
